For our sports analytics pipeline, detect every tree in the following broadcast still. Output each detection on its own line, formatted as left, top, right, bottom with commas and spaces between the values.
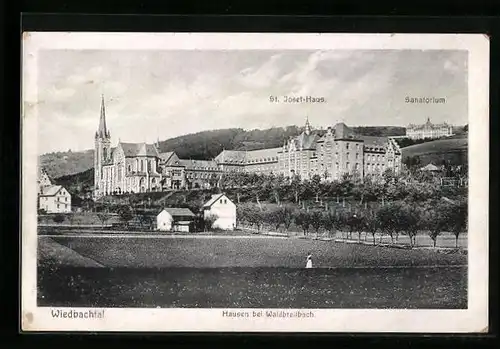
377, 203, 399, 243
321, 211, 338, 238
281, 205, 296, 234
203, 213, 218, 232
138, 212, 154, 230
52, 214, 65, 224
309, 209, 323, 238
97, 210, 112, 228
364, 210, 380, 245
399, 203, 423, 247
265, 206, 282, 232
443, 199, 467, 248
294, 210, 311, 236
423, 205, 447, 248
118, 206, 134, 229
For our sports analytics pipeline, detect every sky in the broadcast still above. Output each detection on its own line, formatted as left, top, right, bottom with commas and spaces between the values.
36, 49, 468, 154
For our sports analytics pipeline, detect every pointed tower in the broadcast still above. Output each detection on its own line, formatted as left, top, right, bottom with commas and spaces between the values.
94, 94, 112, 197
304, 116, 312, 135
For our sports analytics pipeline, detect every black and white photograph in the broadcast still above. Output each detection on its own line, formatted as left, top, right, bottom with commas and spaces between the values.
21, 33, 489, 332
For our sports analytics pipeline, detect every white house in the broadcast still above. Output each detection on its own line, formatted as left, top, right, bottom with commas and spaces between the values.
202, 193, 236, 230
156, 207, 196, 232
38, 185, 72, 213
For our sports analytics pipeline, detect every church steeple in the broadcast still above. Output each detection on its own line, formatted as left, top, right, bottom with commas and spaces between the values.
96, 94, 110, 139
304, 116, 312, 135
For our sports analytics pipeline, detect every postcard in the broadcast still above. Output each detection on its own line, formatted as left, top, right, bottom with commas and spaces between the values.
21, 32, 489, 332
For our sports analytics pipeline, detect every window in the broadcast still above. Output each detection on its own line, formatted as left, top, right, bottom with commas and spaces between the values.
220, 199, 223, 204
346, 143, 349, 150
128, 165, 131, 173
57, 204, 60, 208
356, 153, 359, 160
346, 162, 350, 169
65, 197, 67, 202
224, 199, 227, 204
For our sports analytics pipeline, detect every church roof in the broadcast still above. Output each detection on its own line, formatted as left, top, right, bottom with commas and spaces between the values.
119, 142, 159, 157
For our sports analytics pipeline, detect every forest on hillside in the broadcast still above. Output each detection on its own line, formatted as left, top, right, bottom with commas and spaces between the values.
40, 125, 406, 178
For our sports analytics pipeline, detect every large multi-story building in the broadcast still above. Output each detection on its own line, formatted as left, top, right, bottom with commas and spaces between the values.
406, 118, 453, 140
93, 97, 402, 198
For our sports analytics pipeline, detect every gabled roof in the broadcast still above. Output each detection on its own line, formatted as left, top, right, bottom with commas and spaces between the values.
39, 185, 64, 197
203, 193, 232, 208
333, 123, 356, 139
294, 132, 320, 150
160, 207, 196, 217
119, 142, 159, 157
159, 151, 176, 163
420, 163, 441, 171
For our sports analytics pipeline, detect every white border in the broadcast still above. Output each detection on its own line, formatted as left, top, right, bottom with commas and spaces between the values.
21, 32, 489, 333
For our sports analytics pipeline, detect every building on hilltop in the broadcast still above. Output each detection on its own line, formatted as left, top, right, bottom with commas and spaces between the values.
93, 98, 402, 198
406, 117, 453, 140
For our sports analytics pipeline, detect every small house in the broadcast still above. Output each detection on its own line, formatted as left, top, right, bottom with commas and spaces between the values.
202, 193, 236, 230
38, 185, 72, 213
156, 207, 196, 232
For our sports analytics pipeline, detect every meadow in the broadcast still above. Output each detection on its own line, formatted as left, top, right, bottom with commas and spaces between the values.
37, 236, 467, 308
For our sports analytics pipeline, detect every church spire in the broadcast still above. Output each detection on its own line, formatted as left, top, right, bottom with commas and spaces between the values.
304, 116, 311, 135
97, 94, 110, 139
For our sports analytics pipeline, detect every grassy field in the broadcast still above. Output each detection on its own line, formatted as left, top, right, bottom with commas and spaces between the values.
401, 137, 467, 165
41, 236, 467, 268
38, 265, 467, 309
37, 236, 467, 308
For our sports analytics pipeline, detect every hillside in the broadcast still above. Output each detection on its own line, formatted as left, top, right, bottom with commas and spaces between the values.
401, 135, 468, 166
40, 149, 94, 179
39, 125, 406, 178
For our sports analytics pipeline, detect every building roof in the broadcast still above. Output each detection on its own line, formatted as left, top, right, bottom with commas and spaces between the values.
333, 122, 356, 139
158, 151, 176, 163
39, 185, 64, 197
119, 142, 159, 157
408, 118, 451, 130
214, 150, 247, 164
245, 147, 281, 163
359, 135, 389, 151
160, 207, 196, 217
420, 163, 441, 171
292, 132, 320, 150
167, 158, 219, 170
203, 193, 230, 208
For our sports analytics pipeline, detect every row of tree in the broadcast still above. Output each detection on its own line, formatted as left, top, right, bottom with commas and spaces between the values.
218, 169, 466, 208
236, 197, 467, 248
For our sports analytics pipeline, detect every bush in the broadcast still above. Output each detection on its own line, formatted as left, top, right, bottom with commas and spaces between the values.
52, 214, 65, 224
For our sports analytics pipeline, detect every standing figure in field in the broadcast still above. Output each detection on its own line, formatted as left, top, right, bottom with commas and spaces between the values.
305, 254, 313, 268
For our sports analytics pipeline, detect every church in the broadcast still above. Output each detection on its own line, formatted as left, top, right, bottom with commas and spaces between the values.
94, 95, 164, 197
93, 96, 402, 198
